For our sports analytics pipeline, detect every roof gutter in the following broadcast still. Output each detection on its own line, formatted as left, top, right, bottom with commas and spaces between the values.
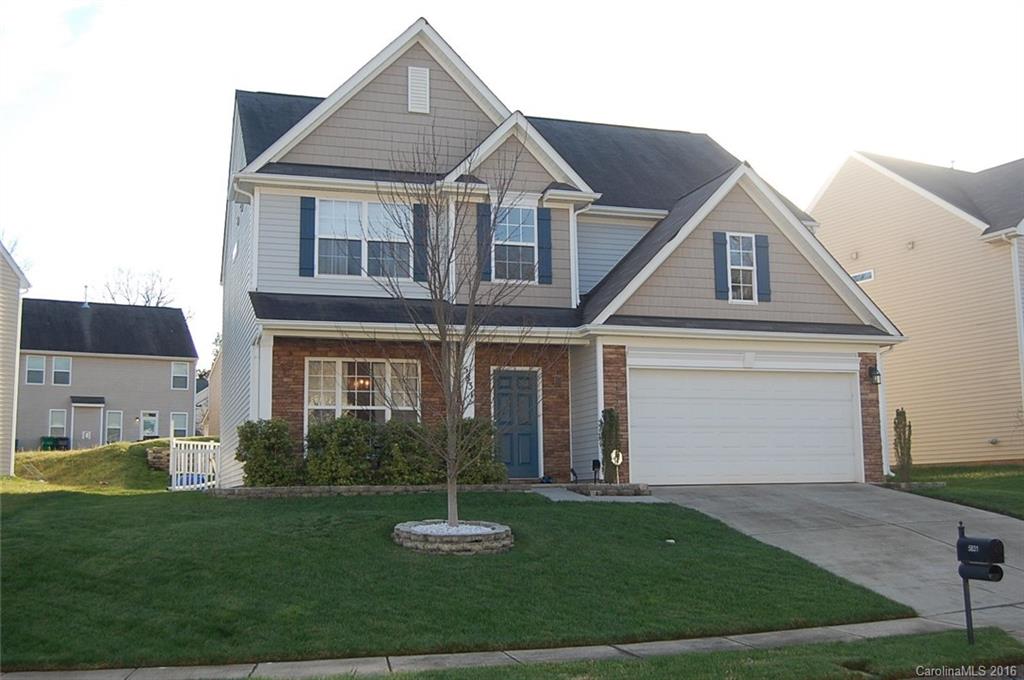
584, 323, 907, 345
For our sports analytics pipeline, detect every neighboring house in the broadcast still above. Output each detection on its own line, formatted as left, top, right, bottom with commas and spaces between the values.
1, 243, 29, 474
17, 299, 199, 450
219, 18, 902, 488
812, 152, 1024, 464
206, 352, 221, 437
195, 375, 210, 435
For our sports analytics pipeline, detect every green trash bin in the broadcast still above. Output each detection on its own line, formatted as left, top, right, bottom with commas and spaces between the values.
39, 436, 56, 451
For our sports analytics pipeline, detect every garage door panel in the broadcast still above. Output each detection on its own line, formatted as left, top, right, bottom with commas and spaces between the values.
629, 368, 859, 485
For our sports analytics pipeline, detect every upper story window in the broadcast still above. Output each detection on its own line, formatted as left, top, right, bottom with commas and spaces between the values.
317, 200, 412, 279
407, 66, 430, 113
25, 355, 45, 385
851, 270, 874, 284
727, 233, 756, 303
52, 357, 72, 385
493, 206, 537, 282
171, 362, 190, 390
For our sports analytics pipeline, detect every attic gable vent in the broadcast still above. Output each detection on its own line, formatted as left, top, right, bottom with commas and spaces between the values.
407, 66, 430, 113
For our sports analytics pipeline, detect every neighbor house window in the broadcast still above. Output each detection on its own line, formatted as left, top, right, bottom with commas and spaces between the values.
171, 362, 189, 390
25, 355, 45, 384
52, 356, 71, 385
851, 270, 874, 284
317, 199, 362, 275
106, 411, 123, 443
48, 409, 66, 437
304, 359, 420, 432
170, 412, 188, 438
141, 411, 159, 439
317, 200, 413, 279
366, 203, 412, 278
727, 233, 756, 303
493, 206, 536, 282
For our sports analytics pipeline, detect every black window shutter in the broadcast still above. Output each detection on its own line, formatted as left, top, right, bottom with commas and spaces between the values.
755, 234, 771, 302
413, 204, 428, 282
712, 231, 728, 299
476, 203, 491, 282
537, 207, 552, 284
299, 197, 315, 277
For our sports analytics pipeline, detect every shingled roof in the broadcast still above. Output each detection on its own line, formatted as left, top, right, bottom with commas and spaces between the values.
860, 152, 1024, 235
21, 299, 198, 359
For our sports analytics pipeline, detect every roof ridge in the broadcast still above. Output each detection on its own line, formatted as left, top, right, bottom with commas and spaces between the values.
858, 150, 972, 175
528, 114, 706, 136
24, 297, 185, 312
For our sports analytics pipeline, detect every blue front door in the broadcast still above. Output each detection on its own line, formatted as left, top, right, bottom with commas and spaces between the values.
493, 370, 540, 479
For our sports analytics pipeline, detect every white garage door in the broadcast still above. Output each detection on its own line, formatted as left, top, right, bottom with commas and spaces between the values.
629, 369, 861, 484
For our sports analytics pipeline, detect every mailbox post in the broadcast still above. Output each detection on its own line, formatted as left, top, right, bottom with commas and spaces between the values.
956, 521, 1005, 645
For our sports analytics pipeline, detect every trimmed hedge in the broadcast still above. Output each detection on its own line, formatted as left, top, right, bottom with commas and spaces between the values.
236, 419, 303, 487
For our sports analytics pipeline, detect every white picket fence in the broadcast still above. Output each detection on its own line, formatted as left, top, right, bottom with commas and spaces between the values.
169, 438, 221, 491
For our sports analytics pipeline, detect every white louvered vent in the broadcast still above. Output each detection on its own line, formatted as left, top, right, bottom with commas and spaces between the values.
407, 66, 430, 113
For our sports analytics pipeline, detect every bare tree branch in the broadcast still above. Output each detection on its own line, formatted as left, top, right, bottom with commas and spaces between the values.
104, 268, 175, 306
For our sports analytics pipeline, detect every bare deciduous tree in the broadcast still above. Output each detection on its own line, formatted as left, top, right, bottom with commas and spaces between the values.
104, 268, 175, 306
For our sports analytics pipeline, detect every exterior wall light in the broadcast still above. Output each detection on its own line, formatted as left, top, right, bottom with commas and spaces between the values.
868, 366, 882, 385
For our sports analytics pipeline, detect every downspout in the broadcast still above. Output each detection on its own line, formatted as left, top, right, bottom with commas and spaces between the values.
571, 203, 595, 307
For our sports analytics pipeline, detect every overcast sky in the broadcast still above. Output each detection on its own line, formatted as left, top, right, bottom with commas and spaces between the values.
2, 0, 1022, 367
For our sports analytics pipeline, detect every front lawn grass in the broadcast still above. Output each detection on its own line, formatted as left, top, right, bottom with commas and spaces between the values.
379, 629, 1024, 680
908, 464, 1024, 519
0, 483, 913, 671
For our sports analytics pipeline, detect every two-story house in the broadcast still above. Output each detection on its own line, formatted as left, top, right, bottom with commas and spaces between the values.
220, 18, 903, 488
812, 152, 1024, 464
1, 243, 29, 474
17, 299, 198, 450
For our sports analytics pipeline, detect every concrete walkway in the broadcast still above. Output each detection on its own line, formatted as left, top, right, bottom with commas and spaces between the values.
656, 484, 1024, 631
2, 617, 962, 679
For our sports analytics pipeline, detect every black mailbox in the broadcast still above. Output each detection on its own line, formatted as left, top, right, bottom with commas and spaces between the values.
957, 536, 1005, 565
958, 563, 1003, 582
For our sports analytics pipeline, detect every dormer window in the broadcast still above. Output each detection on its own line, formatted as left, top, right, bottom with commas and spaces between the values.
407, 66, 430, 113
727, 232, 757, 303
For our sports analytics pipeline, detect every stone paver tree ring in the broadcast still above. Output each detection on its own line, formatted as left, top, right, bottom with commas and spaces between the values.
393, 520, 513, 555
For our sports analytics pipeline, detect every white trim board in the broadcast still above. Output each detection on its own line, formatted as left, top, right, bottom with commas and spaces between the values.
590, 164, 902, 338
242, 18, 511, 173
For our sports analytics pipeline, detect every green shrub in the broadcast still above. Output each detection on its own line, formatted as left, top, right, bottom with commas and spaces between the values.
306, 417, 374, 485
236, 419, 303, 487
303, 416, 506, 486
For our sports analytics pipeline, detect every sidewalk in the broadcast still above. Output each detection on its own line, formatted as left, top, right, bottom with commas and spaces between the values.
3, 617, 961, 680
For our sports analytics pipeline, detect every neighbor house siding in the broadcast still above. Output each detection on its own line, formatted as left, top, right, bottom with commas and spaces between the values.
814, 157, 1024, 463
569, 341, 598, 481
256, 191, 428, 298
15, 354, 195, 448
281, 43, 495, 172
0, 255, 21, 473
577, 215, 656, 293
220, 195, 260, 487
619, 186, 862, 325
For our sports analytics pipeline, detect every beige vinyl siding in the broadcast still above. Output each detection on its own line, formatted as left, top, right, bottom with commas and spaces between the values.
569, 341, 599, 479
0, 255, 20, 473
282, 43, 495, 172
256, 192, 429, 298
619, 186, 862, 324
815, 157, 1024, 463
15, 354, 195, 448
220, 196, 259, 487
474, 137, 558, 197
577, 215, 657, 293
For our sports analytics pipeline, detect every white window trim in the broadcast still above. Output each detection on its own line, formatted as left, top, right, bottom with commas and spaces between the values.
171, 361, 190, 391
105, 410, 123, 444
51, 356, 72, 386
314, 199, 414, 280
140, 410, 159, 439
170, 412, 189, 438
25, 355, 45, 385
851, 269, 875, 284
726, 231, 758, 305
48, 409, 67, 437
491, 202, 539, 284
302, 357, 421, 441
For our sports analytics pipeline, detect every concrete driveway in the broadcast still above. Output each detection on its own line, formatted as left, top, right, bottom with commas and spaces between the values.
656, 484, 1023, 634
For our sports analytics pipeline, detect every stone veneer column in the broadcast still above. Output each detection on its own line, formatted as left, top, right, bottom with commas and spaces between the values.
859, 352, 884, 483
601, 345, 630, 483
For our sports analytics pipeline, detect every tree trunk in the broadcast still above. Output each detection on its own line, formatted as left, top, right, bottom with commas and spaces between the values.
446, 467, 459, 527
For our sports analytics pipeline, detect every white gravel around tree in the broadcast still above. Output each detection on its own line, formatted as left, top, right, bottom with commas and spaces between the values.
406, 521, 500, 536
